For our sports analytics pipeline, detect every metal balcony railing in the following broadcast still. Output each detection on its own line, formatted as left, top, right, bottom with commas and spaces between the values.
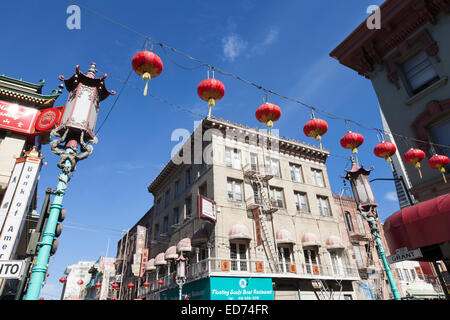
137, 258, 360, 296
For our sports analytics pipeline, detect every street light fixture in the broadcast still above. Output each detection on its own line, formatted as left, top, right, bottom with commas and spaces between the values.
176, 253, 187, 300
343, 157, 401, 300
24, 63, 115, 300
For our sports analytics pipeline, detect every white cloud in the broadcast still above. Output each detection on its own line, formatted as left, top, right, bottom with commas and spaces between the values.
385, 191, 398, 202
250, 26, 280, 56
222, 34, 248, 62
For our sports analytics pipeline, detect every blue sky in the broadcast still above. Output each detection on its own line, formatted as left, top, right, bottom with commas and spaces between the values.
0, 0, 402, 299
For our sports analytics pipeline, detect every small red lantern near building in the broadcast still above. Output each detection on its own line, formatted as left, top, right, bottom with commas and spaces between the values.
94, 282, 102, 289
428, 154, 449, 184
39, 297, 44, 300
77, 280, 84, 286
143, 282, 150, 287
59, 277, 67, 284
128, 283, 135, 290
112, 283, 119, 290
157, 279, 164, 288
403, 148, 426, 179
132, 50, 163, 96
374, 141, 397, 171
255, 102, 281, 136
303, 117, 328, 151
197, 78, 225, 117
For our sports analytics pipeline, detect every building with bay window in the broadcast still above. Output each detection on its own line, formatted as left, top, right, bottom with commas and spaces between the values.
116, 117, 362, 300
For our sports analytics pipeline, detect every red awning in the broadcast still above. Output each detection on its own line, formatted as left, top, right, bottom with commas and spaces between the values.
383, 194, 450, 252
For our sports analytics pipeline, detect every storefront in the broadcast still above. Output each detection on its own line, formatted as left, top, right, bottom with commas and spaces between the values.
160, 277, 274, 300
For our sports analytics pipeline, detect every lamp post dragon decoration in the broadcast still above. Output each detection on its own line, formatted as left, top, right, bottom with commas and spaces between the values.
25, 63, 114, 300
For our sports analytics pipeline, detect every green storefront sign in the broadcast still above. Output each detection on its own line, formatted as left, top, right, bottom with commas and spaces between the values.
160, 277, 274, 300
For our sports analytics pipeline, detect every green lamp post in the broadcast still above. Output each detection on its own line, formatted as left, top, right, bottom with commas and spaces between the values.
343, 157, 401, 300
24, 63, 114, 300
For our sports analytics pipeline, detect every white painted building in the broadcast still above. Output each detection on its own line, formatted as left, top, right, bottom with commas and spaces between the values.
60, 261, 95, 300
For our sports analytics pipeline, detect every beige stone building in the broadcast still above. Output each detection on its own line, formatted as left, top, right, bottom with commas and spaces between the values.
117, 117, 363, 300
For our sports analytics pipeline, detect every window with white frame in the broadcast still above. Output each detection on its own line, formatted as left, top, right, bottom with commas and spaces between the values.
317, 196, 331, 216
278, 247, 293, 273
226, 148, 241, 169
403, 268, 411, 282
265, 157, 280, 178
230, 242, 248, 271
227, 179, 243, 202
294, 191, 308, 213
410, 269, 416, 281
402, 50, 439, 95
356, 213, 366, 234
352, 244, 363, 267
290, 164, 303, 183
396, 268, 404, 281
304, 248, 319, 274
311, 168, 325, 187
270, 187, 284, 208
330, 251, 345, 276
250, 153, 258, 171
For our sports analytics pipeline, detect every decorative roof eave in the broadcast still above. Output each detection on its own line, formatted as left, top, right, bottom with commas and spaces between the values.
59, 63, 115, 102
329, 0, 450, 77
0, 74, 46, 92
0, 82, 63, 108
344, 157, 374, 180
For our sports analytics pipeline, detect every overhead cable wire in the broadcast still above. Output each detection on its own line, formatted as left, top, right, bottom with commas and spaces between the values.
68, 0, 449, 151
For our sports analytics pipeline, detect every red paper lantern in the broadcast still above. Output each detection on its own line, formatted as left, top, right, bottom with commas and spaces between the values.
95, 282, 102, 288
77, 280, 84, 285
128, 283, 135, 289
112, 283, 119, 290
132, 50, 163, 96
143, 282, 150, 287
374, 141, 397, 171
39, 297, 44, 300
111, 298, 116, 300
428, 154, 449, 184
157, 279, 164, 287
197, 78, 225, 117
340, 132, 364, 154
403, 148, 425, 179
255, 103, 281, 135
59, 277, 67, 284
303, 118, 328, 151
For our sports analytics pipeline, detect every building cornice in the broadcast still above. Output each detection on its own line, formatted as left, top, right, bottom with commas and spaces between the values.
330, 0, 450, 78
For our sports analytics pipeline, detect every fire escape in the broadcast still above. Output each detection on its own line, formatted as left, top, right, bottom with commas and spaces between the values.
243, 163, 280, 273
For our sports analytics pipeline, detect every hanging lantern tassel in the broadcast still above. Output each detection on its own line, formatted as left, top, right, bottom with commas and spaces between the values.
142, 72, 151, 96
415, 162, 423, 179
267, 120, 274, 138
440, 167, 447, 184
208, 98, 215, 118
386, 156, 394, 172
317, 135, 323, 152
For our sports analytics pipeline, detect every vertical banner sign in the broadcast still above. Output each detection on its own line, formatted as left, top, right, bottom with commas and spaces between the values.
140, 249, 148, 277
132, 226, 146, 277
0, 161, 25, 233
0, 150, 41, 260
253, 208, 262, 247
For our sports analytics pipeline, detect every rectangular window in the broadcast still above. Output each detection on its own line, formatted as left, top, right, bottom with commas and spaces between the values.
278, 247, 292, 273
250, 153, 258, 171
410, 269, 416, 281
352, 244, 363, 267
163, 216, 169, 233
154, 224, 159, 240
230, 243, 248, 271
165, 189, 171, 207
199, 183, 207, 197
270, 187, 284, 208
311, 169, 325, 187
294, 191, 308, 213
186, 168, 192, 187
402, 50, 439, 94
173, 207, 180, 225
290, 164, 303, 183
317, 196, 331, 216
265, 157, 280, 178
157, 198, 162, 214
185, 197, 192, 217
356, 213, 366, 234
345, 212, 354, 232
226, 148, 241, 169
396, 268, 404, 281
227, 179, 243, 202
175, 180, 181, 196
304, 249, 319, 274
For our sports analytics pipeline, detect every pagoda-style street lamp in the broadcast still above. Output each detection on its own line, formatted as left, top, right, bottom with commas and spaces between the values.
176, 253, 187, 300
24, 63, 115, 300
343, 157, 401, 300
